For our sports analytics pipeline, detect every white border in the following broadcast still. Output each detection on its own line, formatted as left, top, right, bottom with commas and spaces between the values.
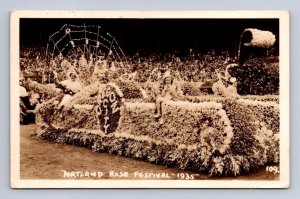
10, 10, 290, 188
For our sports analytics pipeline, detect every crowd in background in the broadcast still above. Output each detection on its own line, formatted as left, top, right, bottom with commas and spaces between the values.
19, 46, 279, 124
20, 47, 236, 85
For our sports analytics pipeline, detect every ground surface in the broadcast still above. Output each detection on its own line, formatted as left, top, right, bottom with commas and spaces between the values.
20, 124, 279, 180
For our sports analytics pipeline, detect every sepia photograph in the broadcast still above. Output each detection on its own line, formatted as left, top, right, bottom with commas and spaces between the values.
10, 10, 289, 188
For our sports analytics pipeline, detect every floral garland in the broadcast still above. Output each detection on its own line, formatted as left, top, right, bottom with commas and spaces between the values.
124, 102, 156, 110
216, 109, 234, 153
237, 98, 279, 111
164, 100, 223, 110
240, 95, 279, 103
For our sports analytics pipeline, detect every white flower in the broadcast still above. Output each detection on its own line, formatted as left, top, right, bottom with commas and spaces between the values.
230, 77, 237, 83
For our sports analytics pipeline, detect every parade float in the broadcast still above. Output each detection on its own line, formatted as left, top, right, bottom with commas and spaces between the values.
29, 25, 279, 177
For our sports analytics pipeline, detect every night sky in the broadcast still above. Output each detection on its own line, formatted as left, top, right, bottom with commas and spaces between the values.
20, 18, 279, 56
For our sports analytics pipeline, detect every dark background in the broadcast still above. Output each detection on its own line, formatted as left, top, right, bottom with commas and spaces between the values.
20, 18, 279, 57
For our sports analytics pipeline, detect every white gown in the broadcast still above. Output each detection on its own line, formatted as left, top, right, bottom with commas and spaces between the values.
58, 80, 82, 108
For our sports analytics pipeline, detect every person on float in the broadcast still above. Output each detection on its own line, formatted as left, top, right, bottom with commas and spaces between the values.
224, 64, 239, 97
143, 67, 160, 97
105, 61, 119, 81
53, 68, 83, 112
154, 70, 183, 124
212, 71, 227, 96
172, 69, 184, 92
225, 77, 239, 97
88, 53, 94, 71
90, 58, 109, 84
19, 74, 35, 124
28, 91, 41, 108
212, 65, 239, 97
20, 77, 29, 124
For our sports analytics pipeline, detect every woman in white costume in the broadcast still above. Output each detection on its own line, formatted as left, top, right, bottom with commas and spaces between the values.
53, 69, 83, 111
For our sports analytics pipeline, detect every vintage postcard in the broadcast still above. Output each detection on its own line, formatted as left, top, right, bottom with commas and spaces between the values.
10, 10, 289, 188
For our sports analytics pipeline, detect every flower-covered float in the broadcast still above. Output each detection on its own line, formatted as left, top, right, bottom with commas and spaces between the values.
30, 25, 279, 177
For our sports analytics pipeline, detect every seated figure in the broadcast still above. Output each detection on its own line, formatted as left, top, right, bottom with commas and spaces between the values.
53, 69, 83, 111
154, 70, 183, 124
